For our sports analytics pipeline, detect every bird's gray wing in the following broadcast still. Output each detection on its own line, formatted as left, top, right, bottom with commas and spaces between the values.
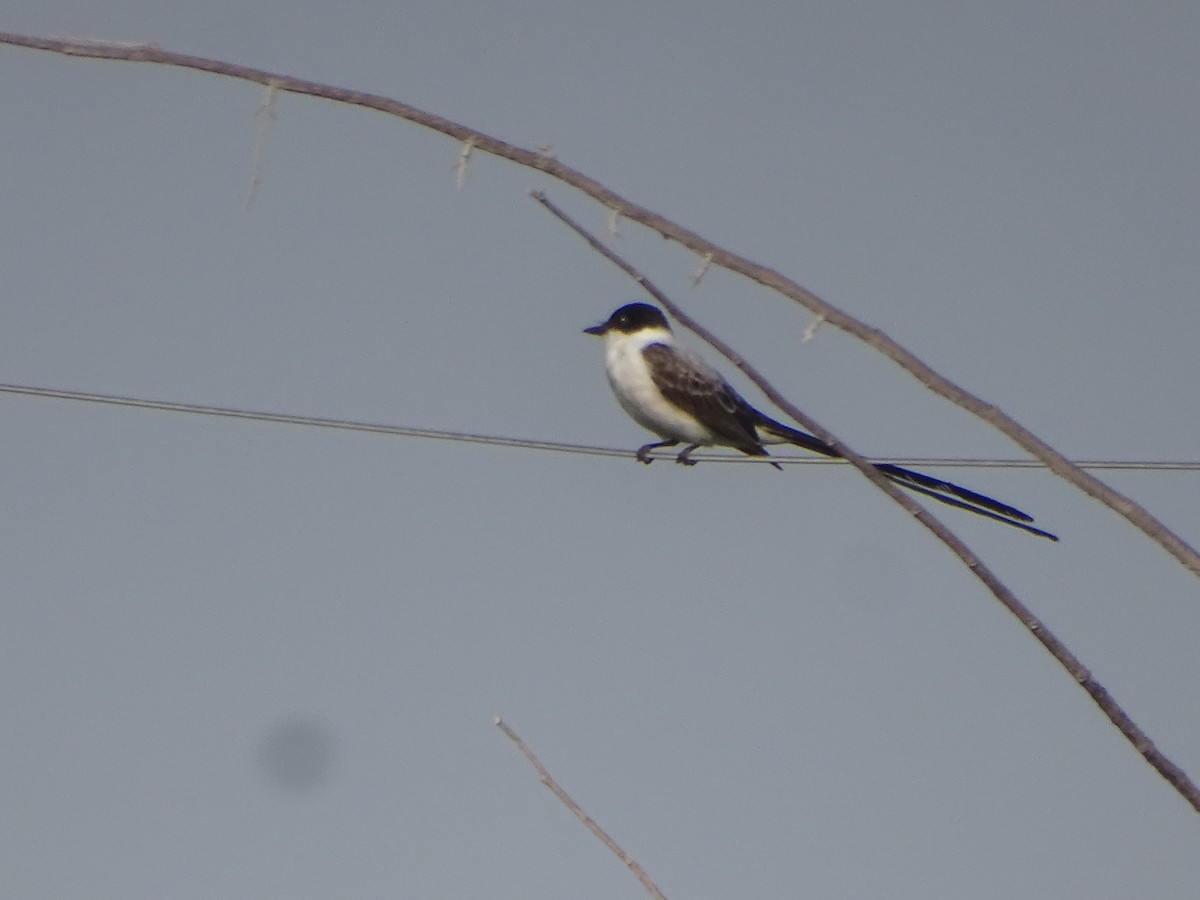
642, 343, 767, 455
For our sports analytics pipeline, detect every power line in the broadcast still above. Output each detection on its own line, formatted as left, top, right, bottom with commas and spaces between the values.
1, 381, 1196, 471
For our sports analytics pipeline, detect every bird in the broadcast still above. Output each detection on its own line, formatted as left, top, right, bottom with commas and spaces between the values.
584, 302, 1057, 541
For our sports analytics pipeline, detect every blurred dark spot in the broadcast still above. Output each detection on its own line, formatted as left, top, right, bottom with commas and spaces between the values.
257, 717, 338, 793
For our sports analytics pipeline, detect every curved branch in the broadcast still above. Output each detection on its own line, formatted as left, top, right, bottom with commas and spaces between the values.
2, 31, 1195, 576
533, 191, 1200, 814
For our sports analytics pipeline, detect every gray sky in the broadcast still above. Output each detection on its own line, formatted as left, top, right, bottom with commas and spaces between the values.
3, 2, 1199, 897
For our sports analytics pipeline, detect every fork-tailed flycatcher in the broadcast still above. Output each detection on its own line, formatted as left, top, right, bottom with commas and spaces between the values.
584, 302, 1057, 541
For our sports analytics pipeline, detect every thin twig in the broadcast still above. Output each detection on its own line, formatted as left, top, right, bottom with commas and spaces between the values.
689, 251, 713, 286
245, 79, 280, 208
533, 190, 1200, 815
495, 718, 669, 900
801, 314, 825, 343
1, 31, 1194, 577
453, 137, 475, 190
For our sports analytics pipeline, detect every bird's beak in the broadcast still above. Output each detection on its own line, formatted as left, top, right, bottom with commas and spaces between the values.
583, 323, 607, 336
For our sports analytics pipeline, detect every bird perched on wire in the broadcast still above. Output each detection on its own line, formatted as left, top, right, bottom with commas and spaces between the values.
585, 302, 1056, 541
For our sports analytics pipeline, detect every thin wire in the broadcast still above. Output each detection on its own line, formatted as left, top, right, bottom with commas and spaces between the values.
2, 381, 1197, 471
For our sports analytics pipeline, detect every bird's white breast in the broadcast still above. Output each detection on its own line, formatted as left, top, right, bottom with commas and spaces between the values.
602, 329, 716, 445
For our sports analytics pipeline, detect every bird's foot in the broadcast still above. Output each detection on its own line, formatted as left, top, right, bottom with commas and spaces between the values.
636, 441, 679, 464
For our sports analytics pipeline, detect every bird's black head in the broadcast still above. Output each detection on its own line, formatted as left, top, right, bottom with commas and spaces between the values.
583, 303, 670, 336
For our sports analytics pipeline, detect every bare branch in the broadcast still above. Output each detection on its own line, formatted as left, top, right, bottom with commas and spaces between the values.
1, 30, 1195, 575
495, 718, 669, 900
532, 190, 1200, 815
5, 30, 1198, 809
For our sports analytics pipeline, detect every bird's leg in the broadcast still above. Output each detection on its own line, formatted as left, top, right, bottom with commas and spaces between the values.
636, 440, 678, 464
675, 444, 703, 466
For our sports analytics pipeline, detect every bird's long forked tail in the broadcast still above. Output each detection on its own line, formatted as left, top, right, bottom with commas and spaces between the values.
756, 418, 1058, 541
